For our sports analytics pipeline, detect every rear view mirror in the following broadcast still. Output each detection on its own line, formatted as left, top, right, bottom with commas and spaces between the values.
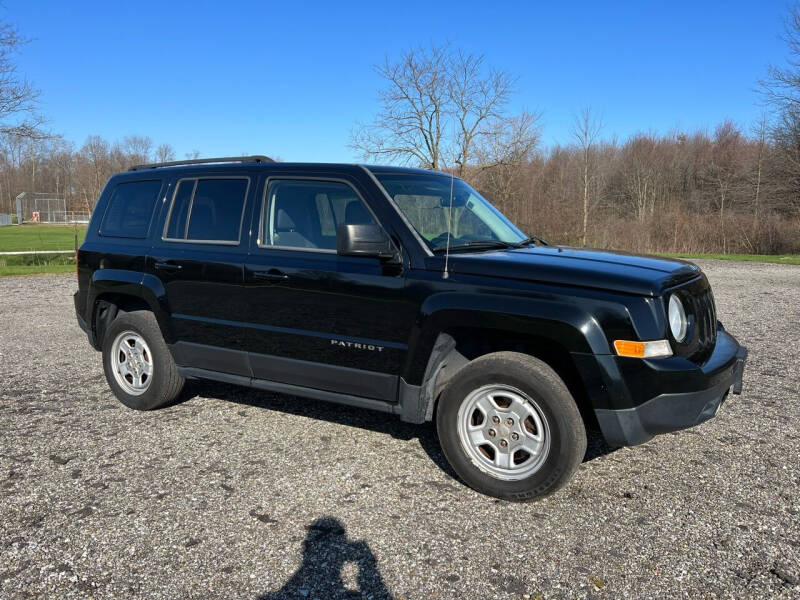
439, 193, 468, 208
336, 224, 396, 260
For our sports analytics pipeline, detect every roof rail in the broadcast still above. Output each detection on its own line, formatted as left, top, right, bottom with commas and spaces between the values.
128, 155, 275, 171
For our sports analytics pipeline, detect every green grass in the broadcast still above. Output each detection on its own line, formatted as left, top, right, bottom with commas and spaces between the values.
658, 252, 800, 265
0, 224, 87, 252
0, 251, 77, 277
0, 263, 76, 277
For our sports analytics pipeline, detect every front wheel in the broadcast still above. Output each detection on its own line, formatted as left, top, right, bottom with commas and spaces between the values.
102, 310, 184, 410
436, 352, 586, 501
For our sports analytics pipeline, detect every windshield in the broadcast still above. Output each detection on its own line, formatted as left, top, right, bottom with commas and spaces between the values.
375, 173, 525, 252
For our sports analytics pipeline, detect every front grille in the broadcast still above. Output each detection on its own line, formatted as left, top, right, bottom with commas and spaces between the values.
692, 287, 717, 362
668, 275, 718, 364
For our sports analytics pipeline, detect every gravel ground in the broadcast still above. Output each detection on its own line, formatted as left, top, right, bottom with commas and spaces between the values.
1, 261, 798, 600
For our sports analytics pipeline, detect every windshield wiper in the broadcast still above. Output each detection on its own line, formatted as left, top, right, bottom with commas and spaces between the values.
432, 240, 516, 253
512, 235, 550, 248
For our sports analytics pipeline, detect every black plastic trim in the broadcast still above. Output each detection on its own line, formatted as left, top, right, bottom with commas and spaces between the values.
595, 345, 747, 446
170, 341, 251, 377
249, 352, 397, 402
129, 156, 274, 171
177, 367, 400, 416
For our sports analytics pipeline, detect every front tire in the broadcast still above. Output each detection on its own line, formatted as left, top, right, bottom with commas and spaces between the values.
102, 310, 184, 410
436, 352, 586, 501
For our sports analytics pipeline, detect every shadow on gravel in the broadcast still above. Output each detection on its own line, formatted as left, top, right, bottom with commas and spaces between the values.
583, 428, 620, 462
176, 380, 458, 477
258, 516, 393, 600
176, 380, 617, 477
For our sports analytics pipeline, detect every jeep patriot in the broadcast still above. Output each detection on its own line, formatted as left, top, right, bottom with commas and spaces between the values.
74, 156, 747, 500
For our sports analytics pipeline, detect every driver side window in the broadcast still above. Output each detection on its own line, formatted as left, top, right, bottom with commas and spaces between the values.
262, 179, 376, 251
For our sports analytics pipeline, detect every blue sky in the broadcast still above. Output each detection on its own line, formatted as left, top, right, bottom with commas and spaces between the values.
6, 1, 789, 162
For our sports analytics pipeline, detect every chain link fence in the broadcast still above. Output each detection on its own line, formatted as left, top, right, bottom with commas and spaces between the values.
0, 214, 12, 226
15, 193, 91, 224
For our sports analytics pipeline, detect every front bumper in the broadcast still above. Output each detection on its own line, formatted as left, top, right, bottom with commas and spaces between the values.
589, 329, 747, 446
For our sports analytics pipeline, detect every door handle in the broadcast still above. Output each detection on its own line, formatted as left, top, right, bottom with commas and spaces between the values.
154, 262, 182, 271
253, 269, 289, 282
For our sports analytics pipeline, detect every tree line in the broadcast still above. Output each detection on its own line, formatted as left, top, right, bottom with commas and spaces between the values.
351, 34, 800, 255
1, 11, 798, 254
466, 117, 798, 255
0, 133, 179, 215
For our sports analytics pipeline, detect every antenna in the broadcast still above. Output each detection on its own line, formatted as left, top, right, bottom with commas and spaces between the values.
442, 170, 455, 280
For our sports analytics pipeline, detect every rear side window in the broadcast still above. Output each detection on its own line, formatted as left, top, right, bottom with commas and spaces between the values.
164, 178, 249, 243
100, 180, 162, 238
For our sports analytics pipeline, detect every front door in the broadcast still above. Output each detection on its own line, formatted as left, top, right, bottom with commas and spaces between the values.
242, 175, 414, 402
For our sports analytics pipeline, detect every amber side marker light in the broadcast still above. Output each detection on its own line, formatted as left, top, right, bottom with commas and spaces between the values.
614, 339, 672, 359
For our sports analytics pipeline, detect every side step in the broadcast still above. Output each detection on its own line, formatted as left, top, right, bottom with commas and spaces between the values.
177, 367, 400, 415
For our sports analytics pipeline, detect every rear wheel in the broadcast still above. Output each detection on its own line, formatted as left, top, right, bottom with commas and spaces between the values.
102, 310, 184, 410
436, 352, 586, 501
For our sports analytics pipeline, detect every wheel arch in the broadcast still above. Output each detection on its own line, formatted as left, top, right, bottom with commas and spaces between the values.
87, 270, 171, 349
399, 297, 607, 430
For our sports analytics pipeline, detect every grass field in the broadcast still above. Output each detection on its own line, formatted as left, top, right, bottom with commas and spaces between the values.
0, 264, 77, 276
0, 224, 86, 276
658, 252, 800, 265
0, 224, 86, 252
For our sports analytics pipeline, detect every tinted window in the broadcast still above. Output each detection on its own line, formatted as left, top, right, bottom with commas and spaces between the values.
100, 180, 161, 238
264, 180, 375, 250
164, 180, 194, 239
164, 178, 248, 243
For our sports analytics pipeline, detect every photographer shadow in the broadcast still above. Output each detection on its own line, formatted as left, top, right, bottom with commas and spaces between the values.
259, 517, 393, 600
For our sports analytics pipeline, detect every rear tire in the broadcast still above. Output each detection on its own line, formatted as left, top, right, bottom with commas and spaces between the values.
436, 352, 586, 501
102, 310, 184, 410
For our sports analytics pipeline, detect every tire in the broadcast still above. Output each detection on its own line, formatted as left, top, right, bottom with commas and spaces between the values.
436, 351, 586, 501
102, 310, 184, 410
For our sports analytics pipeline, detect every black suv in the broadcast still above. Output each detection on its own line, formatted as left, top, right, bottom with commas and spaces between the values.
75, 156, 747, 500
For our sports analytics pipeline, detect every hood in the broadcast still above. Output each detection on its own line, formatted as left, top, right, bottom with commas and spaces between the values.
447, 246, 701, 296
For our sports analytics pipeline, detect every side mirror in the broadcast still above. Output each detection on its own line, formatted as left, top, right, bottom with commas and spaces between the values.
337, 224, 396, 260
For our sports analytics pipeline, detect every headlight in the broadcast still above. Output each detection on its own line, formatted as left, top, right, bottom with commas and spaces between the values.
668, 294, 688, 342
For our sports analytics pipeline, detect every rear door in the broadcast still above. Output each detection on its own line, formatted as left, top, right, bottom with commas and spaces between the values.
147, 172, 255, 376
76, 177, 165, 320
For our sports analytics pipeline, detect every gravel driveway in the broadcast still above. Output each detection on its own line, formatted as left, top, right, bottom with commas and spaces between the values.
1, 261, 798, 599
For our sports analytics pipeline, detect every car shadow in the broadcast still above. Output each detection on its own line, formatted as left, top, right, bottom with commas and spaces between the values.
173, 380, 617, 478
583, 428, 620, 462
174, 380, 458, 477
258, 516, 393, 600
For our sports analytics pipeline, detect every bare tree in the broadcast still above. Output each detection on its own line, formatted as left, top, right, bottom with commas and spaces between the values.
121, 135, 153, 165
760, 3, 800, 212
352, 45, 449, 169
752, 116, 767, 225
352, 45, 536, 172
155, 143, 175, 162
78, 135, 110, 210
472, 111, 541, 216
703, 121, 744, 253
448, 50, 516, 175
572, 107, 603, 246
0, 20, 43, 138
760, 4, 800, 113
